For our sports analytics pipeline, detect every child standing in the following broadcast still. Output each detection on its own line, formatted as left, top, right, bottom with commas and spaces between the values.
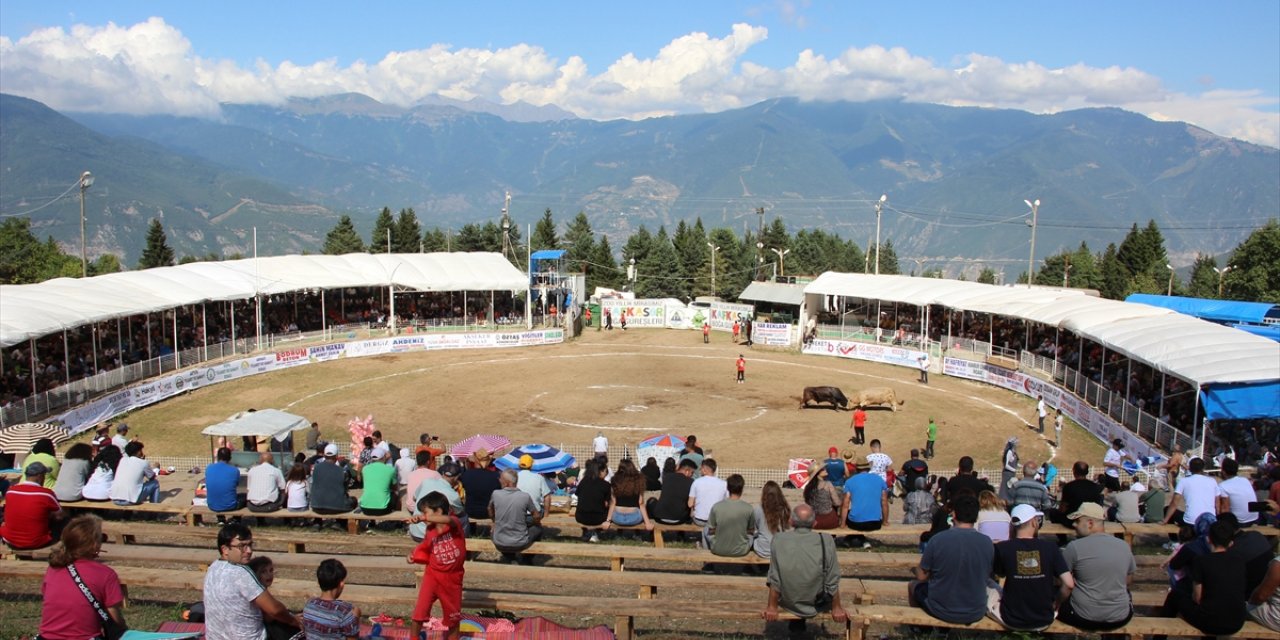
702, 322, 710, 343
732, 319, 740, 343
407, 492, 467, 640
851, 407, 867, 444
735, 354, 746, 383
301, 559, 361, 640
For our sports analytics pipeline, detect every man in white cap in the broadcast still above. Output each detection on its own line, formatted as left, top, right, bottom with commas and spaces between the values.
988, 503, 1073, 631
309, 443, 356, 518
1057, 502, 1135, 631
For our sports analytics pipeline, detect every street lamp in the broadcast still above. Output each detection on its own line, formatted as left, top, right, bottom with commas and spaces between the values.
874, 194, 887, 275
770, 247, 790, 278
707, 242, 720, 295
78, 171, 94, 277
1024, 198, 1040, 288
1213, 265, 1232, 297
1165, 263, 1175, 296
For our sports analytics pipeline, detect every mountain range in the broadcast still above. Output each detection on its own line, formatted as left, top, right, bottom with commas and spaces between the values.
1, 92, 1276, 270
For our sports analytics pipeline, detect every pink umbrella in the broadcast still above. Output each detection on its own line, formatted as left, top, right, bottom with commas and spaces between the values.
787, 457, 815, 488
450, 434, 511, 458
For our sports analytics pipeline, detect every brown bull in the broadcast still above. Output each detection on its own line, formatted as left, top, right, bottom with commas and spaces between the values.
852, 386, 906, 411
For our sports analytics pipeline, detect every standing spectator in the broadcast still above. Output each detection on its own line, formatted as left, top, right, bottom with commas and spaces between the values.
1052, 461, 1102, 526
803, 461, 842, 530
203, 523, 300, 640
284, 464, 309, 514
26, 438, 60, 489
761, 505, 848, 634
619, 310, 627, 330
648, 458, 696, 526
988, 504, 1073, 631
1053, 409, 1064, 447
732, 319, 740, 343
110, 424, 130, 451
751, 480, 791, 560
688, 458, 728, 549
574, 459, 611, 542
851, 407, 867, 445
707, 474, 754, 559
604, 307, 612, 330
1163, 519, 1247, 635
109, 441, 160, 506
0, 462, 63, 549
515, 454, 552, 517
922, 417, 937, 458
1101, 438, 1134, 492
205, 447, 244, 514
38, 515, 127, 639
53, 443, 93, 503
605, 458, 654, 532
1010, 462, 1053, 512
369, 430, 391, 461
999, 437, 1019, 502
414, 434, 445, 469
839, 463, 888, 549
81, 445, 122, 502
908, 494, 993, 624
489, 469, 542, 565
247, 452, 286, 513
918, 354, 930, 384
592, 431, 609, 458
735, 354, 745, 384
393, 449, 416, 500
407, 492, 467, 640
1219, 458, 1259, 527
1163, 457, 1223, 527
301, 559, 360, 640
310, 443, 357, 516
975, 490, 1012, 542
702, 321, 710, 343
1036, 396, 1047, 433
864, 439, 892, 484
1057, 503, 1136, 631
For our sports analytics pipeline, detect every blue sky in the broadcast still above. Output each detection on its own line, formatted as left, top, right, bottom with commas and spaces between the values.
2, 1, 1277, 145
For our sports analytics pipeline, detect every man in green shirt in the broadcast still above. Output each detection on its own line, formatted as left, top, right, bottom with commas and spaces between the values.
708, 474, 755, 559
358, 451, 397, 527
763, 504, 848, 633
924, 418, 938, 459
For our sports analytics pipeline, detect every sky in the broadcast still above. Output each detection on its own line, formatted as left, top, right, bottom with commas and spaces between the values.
2, 1, 1277, 147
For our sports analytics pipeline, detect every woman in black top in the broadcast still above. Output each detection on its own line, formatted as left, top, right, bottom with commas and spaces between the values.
641, 457, 663, 492
573, 459, 611, 542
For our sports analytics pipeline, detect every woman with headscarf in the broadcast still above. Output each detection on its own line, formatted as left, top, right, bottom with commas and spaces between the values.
803, 461, 841, 530
1000, 437, 1019, 502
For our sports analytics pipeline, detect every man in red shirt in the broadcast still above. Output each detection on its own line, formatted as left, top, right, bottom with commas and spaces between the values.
736, 355, 746, 384
0, 462, 63, 549
702, 322, 711, 343
851, 408, 868, 445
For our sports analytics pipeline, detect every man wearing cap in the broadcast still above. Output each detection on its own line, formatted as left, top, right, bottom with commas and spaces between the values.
988, 504, 1073, 631
310, 443, 357, 518
91, 425, 111, 451
1101, 438, 1134, 492
0, 462, 64, 549
410, 463, 466, 541
111, 424, 131, 451
909, 494, 992, 624
1058, 502, 1135, 630
515, 454, 552, 517
823, 447, 847, 488
1009, 463, 1053, 512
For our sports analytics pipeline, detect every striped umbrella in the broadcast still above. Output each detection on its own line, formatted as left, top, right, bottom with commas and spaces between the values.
450, 434, 511, 458
0, 422, 70, 455
636, 433, 686, 470
495, 444, 576, 474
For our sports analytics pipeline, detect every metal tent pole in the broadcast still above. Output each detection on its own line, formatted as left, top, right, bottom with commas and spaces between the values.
63, 330, 71, 386
29, 338, 37, 396
172, 309, 180, 370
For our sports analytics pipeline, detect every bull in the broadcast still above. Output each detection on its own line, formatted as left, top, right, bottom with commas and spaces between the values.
800, 386, 849, 410
852, 386, 906, 411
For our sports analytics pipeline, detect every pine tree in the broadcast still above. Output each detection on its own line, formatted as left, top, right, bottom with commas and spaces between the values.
393, 208, 422, 252
1185, 254, 1221, 299
454, 224, 486, 252
138, 219, 176, 269
1099, 243, 1129, 300
977, 268, 998, 284
589, 235, 620, 291
637, 227, 682, 298
1223, 219, 1280, 303
563, 212, 595, 267
89, 254, 123, 276
875, 239, 901, 275
0, 217, 79, 283
532, 208, 558, 252
323, 215, 365, 254
422, 228, 448, 252
369, 207, 395, 253
622, 225, 654, 271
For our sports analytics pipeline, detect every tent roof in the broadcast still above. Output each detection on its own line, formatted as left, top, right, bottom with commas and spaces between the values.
530, 250, 566, 260
805, 272, 1280, 388
201, 409, 310, 438
739, 281, 806, 306
1125, 294, 1280, 325
0, 252, 528, 347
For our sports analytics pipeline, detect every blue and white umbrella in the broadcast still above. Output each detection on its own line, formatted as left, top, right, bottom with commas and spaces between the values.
495, 443, 576, 474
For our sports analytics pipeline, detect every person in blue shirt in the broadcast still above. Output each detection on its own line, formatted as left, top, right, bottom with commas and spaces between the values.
839, 463, 888, 549
823, 447, 847, 488
205, 447, 244, 515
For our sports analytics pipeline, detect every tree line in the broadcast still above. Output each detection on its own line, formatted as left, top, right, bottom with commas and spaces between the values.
2, 209, 1277, 304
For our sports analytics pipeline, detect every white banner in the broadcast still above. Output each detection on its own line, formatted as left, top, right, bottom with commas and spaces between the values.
57, 329, 565, 436
600, 299, 667, 328
942, 357, 1155, 458
754, 322, 794, 346
707, 302, 753, 331
803, 338, 926, 369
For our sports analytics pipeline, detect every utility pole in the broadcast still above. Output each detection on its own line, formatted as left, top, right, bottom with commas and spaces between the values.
874, 195, 887, 275
755, 207, 765, 281
1063, 255, 1072, 288
78, 171, 94, 277
501, 191, 514, 261
1024, 199, 1040, 288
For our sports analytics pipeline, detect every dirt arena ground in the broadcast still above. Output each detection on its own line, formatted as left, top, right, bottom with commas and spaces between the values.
109, 328, 1106, 475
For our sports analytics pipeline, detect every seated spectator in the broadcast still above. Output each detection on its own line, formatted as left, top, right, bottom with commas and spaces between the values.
648, 458, 696, 526
247, 452, 286, 513
203, 523, 300, 638
108, 441, 160, 506
1219, 458, 1259, 527
489, 469, 542, 564
1009, 462, 1052, 512
944, 456, 992, 502
205, 447, 244, 514
751, 481, 791, 559
310, 444, 357, 516
302, 559, 361, 640
689, 458, 728, 548
1163, 519, 1247, 635
357, 450, 396, 522
762, 504, 848, 634
38, 515, 127, 639
573, 459, 611, 542
988, 504, 1073, 631
26, 437, 61, 489
975, 490, 1011, 542
81, 445, 122, 502
404, 451, 440, 512
1058, 502, 1135, 630
641, 457, 662, 492
1139, 478, 1168, 523
824, 447, 848, 487
1249, 554, 1280, 631
908, 494, 992, 624
707, 473, 754, 558
1109, 482, 1142, 523
515, 454, 553, 518
459, 450, 501, 527
0, 462, 64, 549
903, 477, 938, 525
1052, 461, 1102, 526
248, 556, 303, 640
803, 461, 842, 530
53, 443, 94, 503
284, 463, 309, 514
604, 458, 654, 533
840, 463, 888, 548
898, 449, 928, 497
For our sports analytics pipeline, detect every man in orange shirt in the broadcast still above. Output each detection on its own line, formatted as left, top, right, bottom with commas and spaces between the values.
702, 322, 711, 344
736, 355, 746, 384
414, 433, 445, 470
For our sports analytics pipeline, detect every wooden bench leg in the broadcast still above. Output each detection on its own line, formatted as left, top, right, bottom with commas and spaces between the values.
288, 542, 305, 554
347, 519, 359, 535
611, 557, 624, 572
614, 615, 633, 640
637, 585, 655, 599
652, 533, 665, 549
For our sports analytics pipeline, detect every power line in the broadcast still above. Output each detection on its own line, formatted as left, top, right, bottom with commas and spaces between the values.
0, 179, 82, 218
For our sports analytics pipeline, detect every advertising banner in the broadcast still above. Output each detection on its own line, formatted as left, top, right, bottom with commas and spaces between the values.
707, 302, 753, 331
803, 339, 926, 369
665, 302, 695, 330
600, 299, 667, 328
754, 322, 793, 347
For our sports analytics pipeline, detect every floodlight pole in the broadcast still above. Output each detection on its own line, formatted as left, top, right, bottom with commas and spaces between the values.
874, 194, 887, 275
1024, 198, 1040, 288
79, 171, 94, 277
1214, 265, 1232, 297
707, 243, 720, 295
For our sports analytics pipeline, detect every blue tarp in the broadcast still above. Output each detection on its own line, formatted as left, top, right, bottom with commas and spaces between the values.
1202, 380, 1280, 421
1232, 323, 1280, 343
530, 249, 566, 260
1126, 293, 1280, 325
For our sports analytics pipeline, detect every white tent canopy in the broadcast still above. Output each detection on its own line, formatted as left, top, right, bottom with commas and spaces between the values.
201, 409, 310, 441
805, 272, 1280, 388
0, 252, 528, 347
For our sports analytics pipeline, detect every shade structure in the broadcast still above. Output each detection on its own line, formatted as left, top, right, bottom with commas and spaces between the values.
787, 457, 815, 488
0, 422, 70, 454
635, 433, 686, 471
450, 434, 511, 458
494, 444, 576, 474
201, 409, 311, 442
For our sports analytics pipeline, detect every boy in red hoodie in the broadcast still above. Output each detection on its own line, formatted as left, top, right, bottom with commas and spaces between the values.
406, 492, 467, 640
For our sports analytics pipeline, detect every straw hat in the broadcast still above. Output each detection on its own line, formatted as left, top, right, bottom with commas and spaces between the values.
470, 448, 493, 465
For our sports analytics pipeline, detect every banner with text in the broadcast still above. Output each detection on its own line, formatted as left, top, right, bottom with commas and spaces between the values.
600, 299, 667, 328
753, 322, 794, 347
803, 339, 925, 369
707, 302, 754, 332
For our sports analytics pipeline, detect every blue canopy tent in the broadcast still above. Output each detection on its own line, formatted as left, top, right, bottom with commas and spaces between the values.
1126, 293, 1280, 326
1201, 380, 1280, 421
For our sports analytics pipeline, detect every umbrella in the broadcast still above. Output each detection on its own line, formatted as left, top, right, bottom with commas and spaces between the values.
635, 433, 686, 470
450, 434, 511, 458
638, 434, 685, 449
787, 457, 816, 489
495, 444, 576, 474
0, 422, 71, 455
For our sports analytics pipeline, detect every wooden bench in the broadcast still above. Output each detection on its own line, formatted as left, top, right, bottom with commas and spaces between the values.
1121, 521, 1279, 546
852, 603, 1280, 640
538, 513, 704, 548
853, 578, 1168, 609
64, 500, 191, 521
186, 504, 409, 533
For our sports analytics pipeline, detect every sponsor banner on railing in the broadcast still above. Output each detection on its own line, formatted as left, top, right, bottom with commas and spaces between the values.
707, 302, 754, 331
56, 329, 565, 436
600, 299, 667, 328
942, 357, 1155, 458
804, 339, 926, 369
754, 322, 794, 347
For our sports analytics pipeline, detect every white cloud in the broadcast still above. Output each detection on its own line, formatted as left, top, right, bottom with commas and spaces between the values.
1, 17, 1276, 147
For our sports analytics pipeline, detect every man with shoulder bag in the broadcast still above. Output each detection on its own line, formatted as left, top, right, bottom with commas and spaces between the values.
762, 504, 848, 634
